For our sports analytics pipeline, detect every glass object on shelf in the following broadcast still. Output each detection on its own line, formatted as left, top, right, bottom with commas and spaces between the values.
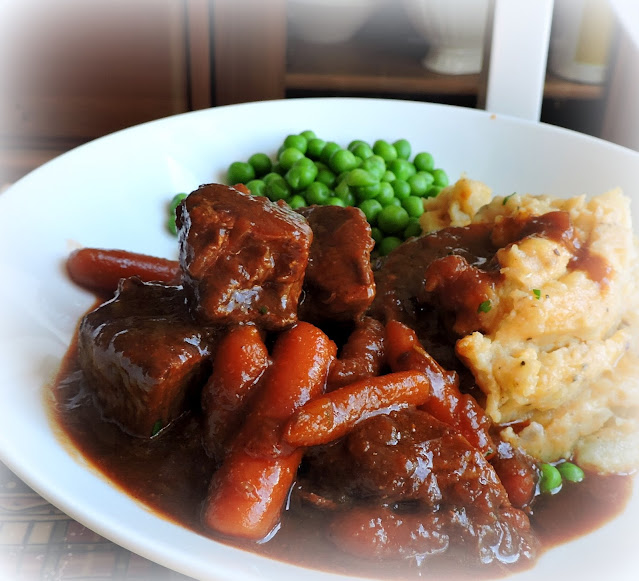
401, 0, 490, 75
549, 0, 614, 84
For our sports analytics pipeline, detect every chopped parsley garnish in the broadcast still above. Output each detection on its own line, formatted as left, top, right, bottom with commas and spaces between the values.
151, 419, 163, 437
532, 289, 541, 299
502, 192, 516, 205
258, 306, 269, 315
478, 300, 492, 313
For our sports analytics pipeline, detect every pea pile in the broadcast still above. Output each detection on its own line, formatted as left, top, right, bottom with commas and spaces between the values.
223, 131, 449, 256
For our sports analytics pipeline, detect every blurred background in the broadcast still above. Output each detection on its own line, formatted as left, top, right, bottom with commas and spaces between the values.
1, 0, 636, 185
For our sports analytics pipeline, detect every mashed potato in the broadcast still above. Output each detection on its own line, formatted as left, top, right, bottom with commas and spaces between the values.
421, 178, 639, 474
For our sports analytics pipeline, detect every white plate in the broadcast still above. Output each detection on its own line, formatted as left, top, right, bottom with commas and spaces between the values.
0, 98, 638, 581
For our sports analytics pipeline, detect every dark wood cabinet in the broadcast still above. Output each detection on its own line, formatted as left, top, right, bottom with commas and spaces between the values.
0, 0, 609, 184
0, 0, 211, 183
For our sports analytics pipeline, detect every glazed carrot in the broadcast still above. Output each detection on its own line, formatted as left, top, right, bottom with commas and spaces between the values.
202, 322, 336, 541
385, 320, 494, 455
283, 370, 430, 448
327, 317, 386, 390
67, 248, 180, 294
201, 324, 270, 461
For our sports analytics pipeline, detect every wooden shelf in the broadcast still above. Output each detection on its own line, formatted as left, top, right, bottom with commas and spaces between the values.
544, 74, 605, 100
286, 37, 605, 101
286, 37, 479, 96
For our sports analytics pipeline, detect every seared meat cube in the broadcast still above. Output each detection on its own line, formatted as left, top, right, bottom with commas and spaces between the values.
78, 278, 213, 438
177, 184, 312, 330
297, 205, 375, 323
303, 408, 507, 510
300, 409, 538, 565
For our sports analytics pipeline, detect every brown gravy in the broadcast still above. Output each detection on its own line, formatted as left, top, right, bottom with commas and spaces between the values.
48, 340, 634, 580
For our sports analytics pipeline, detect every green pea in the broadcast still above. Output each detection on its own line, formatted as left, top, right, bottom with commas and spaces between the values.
539, 463, 562, 494
381, 170, 396, 183
393, 138, 411, 160
346, 168, 379, 188
413, 151, 435, 172
379, 236, 403, 256
404, 218, 422, 239
295, 157, 316, 170
392, 179, 412, 200
353, 183, 379, 202
265, 175, 291, 201
262, 171, 282, 185
385, 197, 402, 207
372, 139, 398, 163
408, 171, 434, 197
227, 161, 255, 184
245, 179, 266, 196
306, 138, 326, 159
402, 195, 425, 218
299, 129, 317, 141
326, 196, 346, 207
283, 133, 308, 153
350, 142, 374, 160
557, 462, 585, 483
169, 193, 187, 212
361, 155, 387, 181
278, 147, 306, 170
335, 171, 349, 185
388, 158, 416, 181
288, 194, 307, 209
348, 139, 369, 151
378, 205, 410, 235
248, 153, 272, 177
316, 166, 337, 188
271, 161, 286, 175
320, 141, 342, 165
329, 149, 359, 174
358, 199, 383, 224
370, 226, 384, 245
425, 185, 442, 198
334, 178, 351, 200
167, 215, 178, 236
304, 181, 331, 205
339, 190, 356, 207
432, 168, 449, 188
167, 193, 187, 236
376, 182, 396, 206
285, 160, 318, 190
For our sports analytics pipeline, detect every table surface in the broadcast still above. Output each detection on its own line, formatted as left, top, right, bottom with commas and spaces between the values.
0, 461, 194, 581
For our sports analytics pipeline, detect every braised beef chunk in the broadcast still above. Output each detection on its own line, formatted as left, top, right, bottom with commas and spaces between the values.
370, 224, 502, 376
297, 205, 375, 323
299, 409, 538, 565
177, 184, 312, 330
78, 278, 213, 438
371, 223, 499, 329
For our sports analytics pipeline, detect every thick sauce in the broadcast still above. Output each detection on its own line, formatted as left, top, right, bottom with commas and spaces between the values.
50, 202, 633, 578
48, 343, 634, 580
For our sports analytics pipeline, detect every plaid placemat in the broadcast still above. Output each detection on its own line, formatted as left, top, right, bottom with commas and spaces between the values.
0, 462, 195, 581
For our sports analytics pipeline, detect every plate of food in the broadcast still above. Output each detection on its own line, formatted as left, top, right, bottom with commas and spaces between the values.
0, 97, 637, 581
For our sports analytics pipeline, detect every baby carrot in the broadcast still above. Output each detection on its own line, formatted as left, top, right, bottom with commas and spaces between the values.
66, 247, 180, 294
384, 320, 493, 455
283, 370, 430, 447
202, 322, 336, 541
201, 324, 270, 461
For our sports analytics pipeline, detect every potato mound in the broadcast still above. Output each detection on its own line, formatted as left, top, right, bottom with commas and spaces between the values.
421, 178, 639, 474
